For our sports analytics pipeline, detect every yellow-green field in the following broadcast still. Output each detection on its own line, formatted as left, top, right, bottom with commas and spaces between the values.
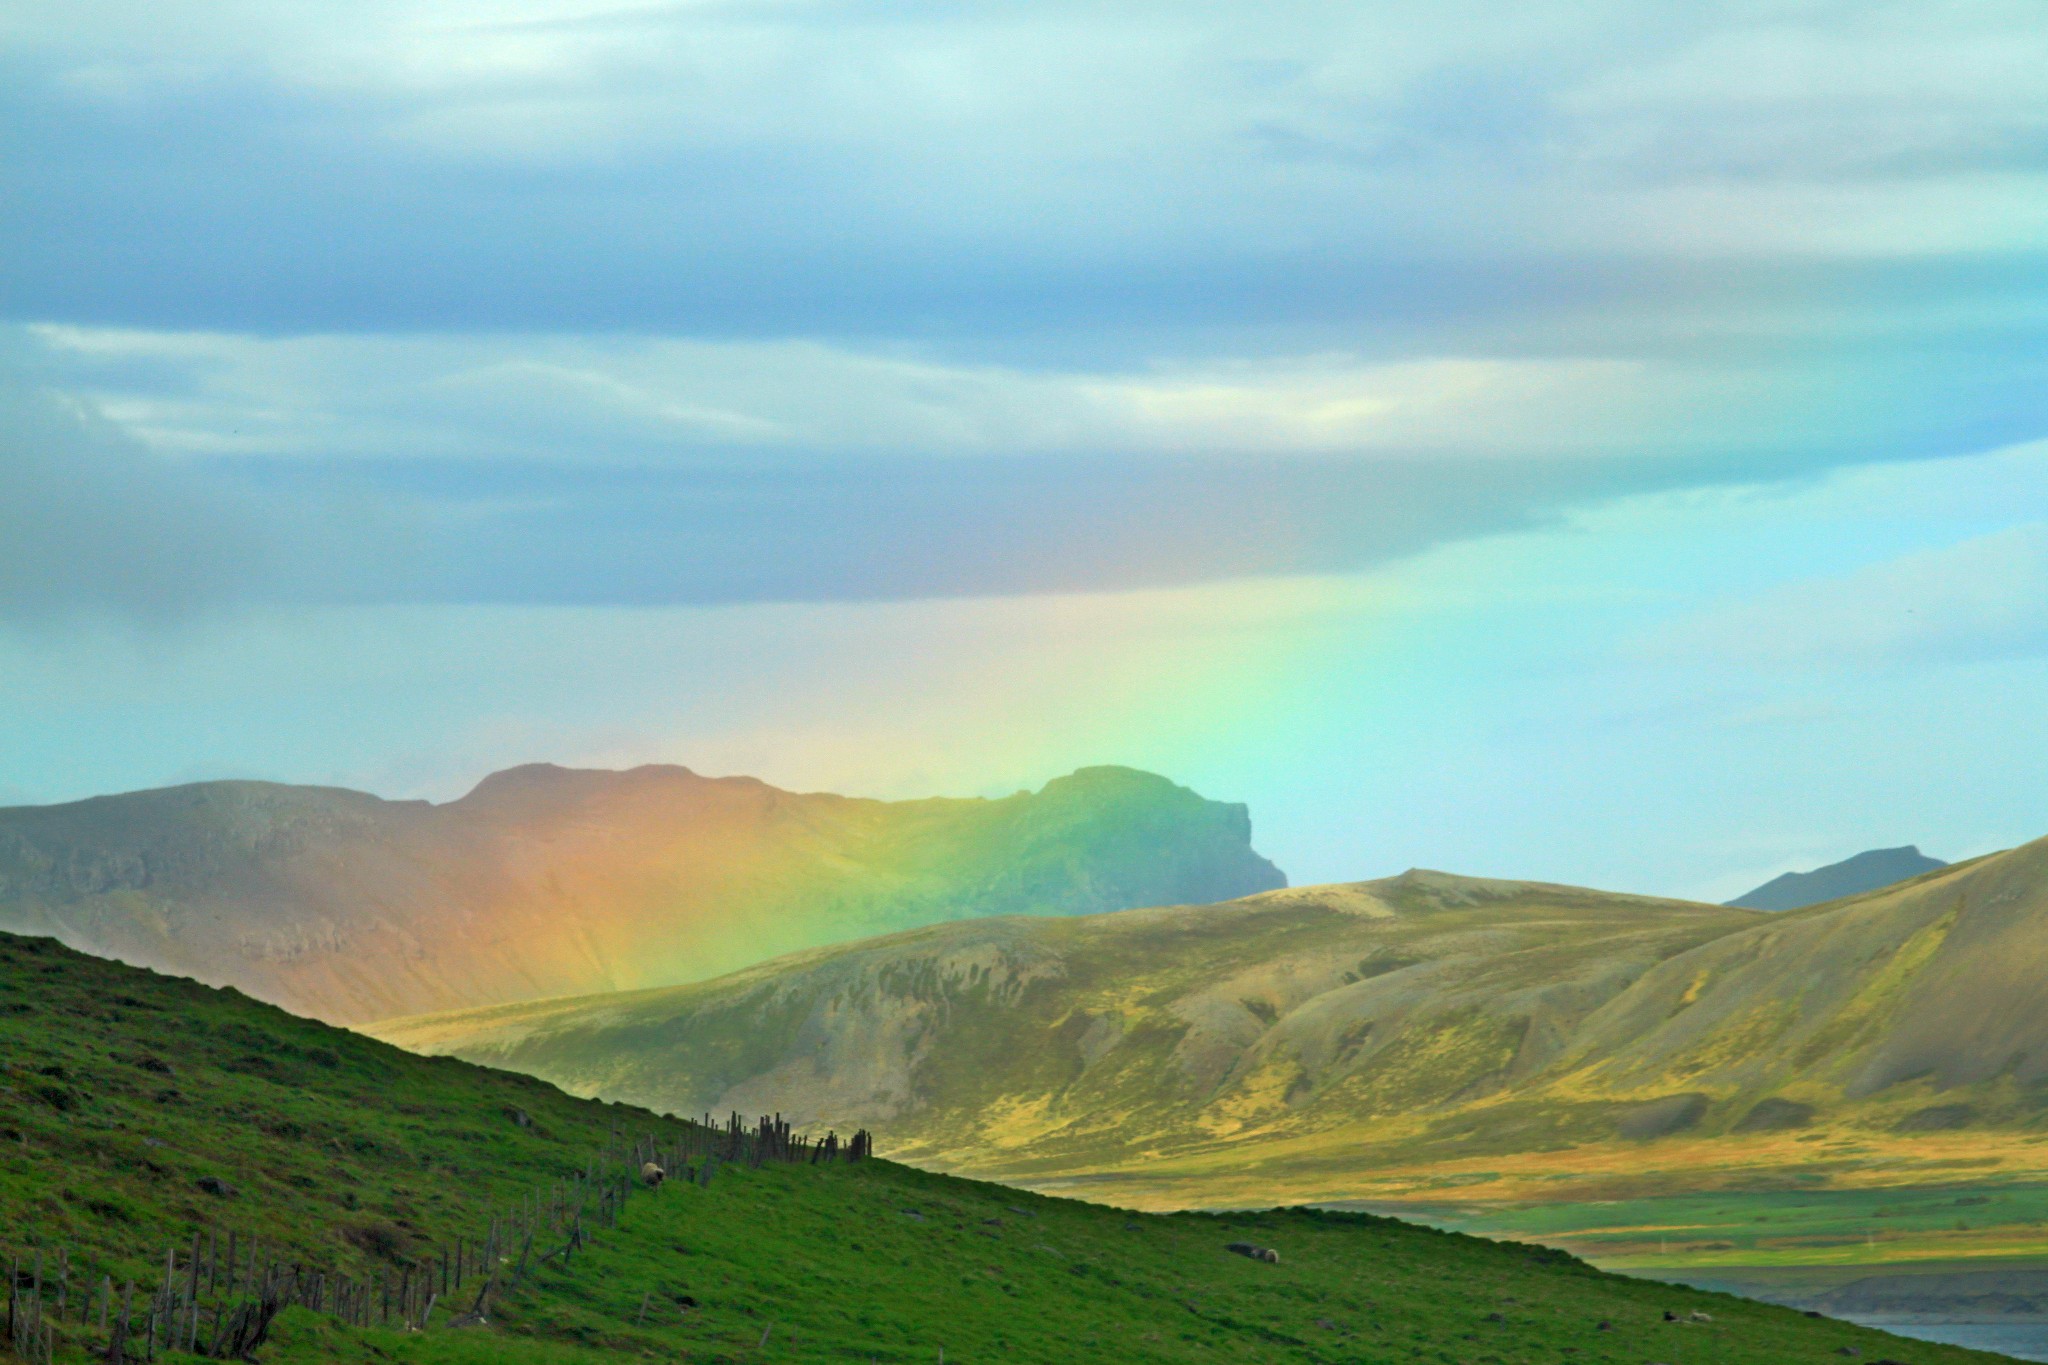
1003, 1124, 2048, 1285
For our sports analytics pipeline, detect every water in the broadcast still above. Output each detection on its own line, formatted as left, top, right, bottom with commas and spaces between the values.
1845, 1319, 2048, 1362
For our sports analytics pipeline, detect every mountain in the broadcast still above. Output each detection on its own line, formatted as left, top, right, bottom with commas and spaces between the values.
375, 838, 2048, 1219
0, 763, 1283, 1025
1726, 844, 1947, 910
372, 871, 1757, 1192
5, 927, 1944, 1365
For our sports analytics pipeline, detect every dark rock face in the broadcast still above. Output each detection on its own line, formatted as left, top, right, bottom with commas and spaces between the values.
1616, 1093, 1710, 1140
1732, 1097, 1816, 1132
1894, 1103, 1976, 1132
1727, 846, 1947, 911
977, 766, 1284, 915
0, 764, 1283, 1024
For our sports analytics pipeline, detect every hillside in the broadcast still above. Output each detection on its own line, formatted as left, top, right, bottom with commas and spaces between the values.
0, 927, 1978, 1365
0, 763, 1282, 1025
372, 871, 1759, 1190
375, 842, 2048, 1229
1727, 846, 1948, 911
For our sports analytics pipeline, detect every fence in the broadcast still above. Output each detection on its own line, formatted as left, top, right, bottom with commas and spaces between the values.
4, 1113, 871, 1363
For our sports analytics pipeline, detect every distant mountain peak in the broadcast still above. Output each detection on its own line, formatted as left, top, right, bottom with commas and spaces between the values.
1726, 844, 1947, 911
1045, 764, 1174, 786
457, 761, 702, 798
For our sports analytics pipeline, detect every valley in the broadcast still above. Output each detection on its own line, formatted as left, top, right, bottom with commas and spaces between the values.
2, 926, 1964, 1365
375, 841, 2048, 1304
19, 762, 2048, 1352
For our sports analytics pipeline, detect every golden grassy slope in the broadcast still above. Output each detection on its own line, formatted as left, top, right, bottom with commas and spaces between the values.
377, 843, 2048, 1223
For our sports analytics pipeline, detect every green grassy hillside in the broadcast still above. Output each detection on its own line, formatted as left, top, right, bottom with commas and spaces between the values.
374, 845, 2048, 1279
0, 764, 1282, 1026
0, 928, 2007, 1364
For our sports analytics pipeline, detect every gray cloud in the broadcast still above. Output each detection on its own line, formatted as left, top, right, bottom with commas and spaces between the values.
3, 2, 2046, 616
0, 368, 265, 624
5, 3, 2046, 339
216, 442, 1880, 609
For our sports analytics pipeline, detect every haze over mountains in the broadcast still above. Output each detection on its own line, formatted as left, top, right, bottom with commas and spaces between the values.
0, 763, 1283, 1025
379, 837, 2045, 1209
1727, 845, 1948, 911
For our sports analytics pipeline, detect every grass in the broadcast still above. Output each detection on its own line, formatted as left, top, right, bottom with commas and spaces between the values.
368, 846, 2048, 1294
0, 927, 2025, 1363
246, 1160, 2035, 1364
0, 930, 677, 1283
1416, 1183, 2048, 1273
1080, 1134, 2048, 1289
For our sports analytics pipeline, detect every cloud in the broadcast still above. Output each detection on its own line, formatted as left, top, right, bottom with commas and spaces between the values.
6, 2, 2047, 337
26, 324, 1757, 463
0, 322, 1784, 619
15, 310, 2047, 610
0, 360, 263, 625
5, 3, 2046, 614
223, 450, 1656, 606
18, 322, 1931, 609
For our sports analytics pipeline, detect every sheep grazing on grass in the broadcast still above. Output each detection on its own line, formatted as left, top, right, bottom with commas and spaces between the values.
641, 1162, 666, 1187
1225, 1242, 1280, 1264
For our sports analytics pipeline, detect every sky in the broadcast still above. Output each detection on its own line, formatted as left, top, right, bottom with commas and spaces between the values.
4, 1, 2048, 901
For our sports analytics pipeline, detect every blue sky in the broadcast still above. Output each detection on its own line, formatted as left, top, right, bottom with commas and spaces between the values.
4, 1, 2047, 899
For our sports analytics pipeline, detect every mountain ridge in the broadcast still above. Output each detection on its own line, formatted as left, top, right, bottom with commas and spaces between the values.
0, 762, 1284, 1026
372, 836, 2048, 1216
369, 869, 1757, 1175
1726, 844, 1948, 910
